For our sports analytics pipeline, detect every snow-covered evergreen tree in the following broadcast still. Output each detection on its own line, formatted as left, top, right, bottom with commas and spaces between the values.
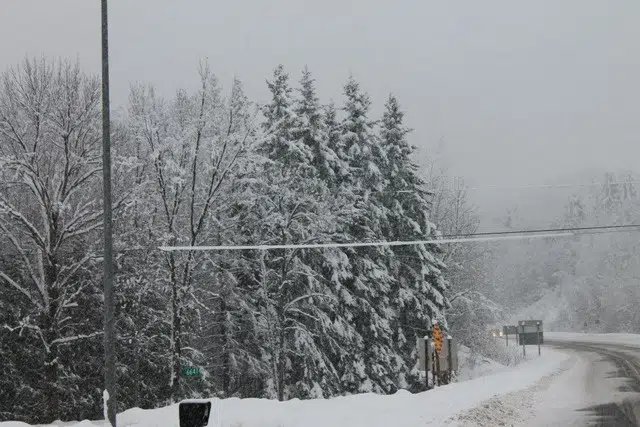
377, 94, 449, 389
0, 60, 461, 422
331, 77, 401, 393
246, 170, 344, 399
322, 102, 350, 184
261, 65, 314, 174
237, 65, 350, 400
292, 68, 342, 184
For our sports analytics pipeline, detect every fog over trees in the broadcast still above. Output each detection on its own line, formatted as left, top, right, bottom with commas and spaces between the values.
490, 172, 640, 333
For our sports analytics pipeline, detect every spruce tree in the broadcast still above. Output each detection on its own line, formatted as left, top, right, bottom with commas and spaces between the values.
335, 77, 399, 393
293, 67, 344, 184
249, 65, 347, 399
261, 65, 313, 173
323, 102, 350, 185
379, 94, 449, 389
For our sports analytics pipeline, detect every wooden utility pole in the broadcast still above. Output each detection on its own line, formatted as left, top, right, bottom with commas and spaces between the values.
101, 0, 117, 425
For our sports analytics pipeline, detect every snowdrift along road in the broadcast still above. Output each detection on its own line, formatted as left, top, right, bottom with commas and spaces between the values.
0, 348, 569, 427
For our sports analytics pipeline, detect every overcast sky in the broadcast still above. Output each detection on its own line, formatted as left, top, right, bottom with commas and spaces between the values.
2, 0, 639, 225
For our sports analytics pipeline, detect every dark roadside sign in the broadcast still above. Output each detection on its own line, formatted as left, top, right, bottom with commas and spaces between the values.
179, 400, 211, 427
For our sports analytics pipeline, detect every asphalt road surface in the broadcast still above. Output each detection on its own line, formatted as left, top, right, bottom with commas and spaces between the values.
545, 338, 640, 426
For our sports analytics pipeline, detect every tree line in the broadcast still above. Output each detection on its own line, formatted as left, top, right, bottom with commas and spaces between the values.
488, 172, 640, 334
0, 58, 452, 423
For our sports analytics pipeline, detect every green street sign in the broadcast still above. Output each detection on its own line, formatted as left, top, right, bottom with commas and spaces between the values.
181, 366, 202, 378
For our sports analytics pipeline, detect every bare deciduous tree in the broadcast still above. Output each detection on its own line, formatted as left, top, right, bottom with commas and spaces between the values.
0, 58, 107, 420
127, 63, 256, 398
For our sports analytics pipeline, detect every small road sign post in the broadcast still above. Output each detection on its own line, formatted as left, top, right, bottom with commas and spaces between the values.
431, 345, 437, 388
519, 322, 526, 358
435, 350, 440, 386
426, 322, 457, 387
428, 338, 433, 389
537, 322, 541, 356
417, 336, 432, 390
447, 336, 453, 383
503, 325, 517, 347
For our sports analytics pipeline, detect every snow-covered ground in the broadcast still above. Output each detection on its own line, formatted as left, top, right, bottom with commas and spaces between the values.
451, 332, 640, 426
521, 332, 640, 426
0, 349, 569, 427
455, 344, 511, 381
517, 348, 619, 426
10, 334, 640, 427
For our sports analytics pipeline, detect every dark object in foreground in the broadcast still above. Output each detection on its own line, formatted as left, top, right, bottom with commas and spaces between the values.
179, 401, 211, 427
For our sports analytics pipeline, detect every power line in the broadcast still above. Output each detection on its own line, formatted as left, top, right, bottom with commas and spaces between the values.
159, 232, 572, 252
159, 224, 640, 252
334, 180, 640, 195
440, 223, 640, 239
467, 181, 640, 191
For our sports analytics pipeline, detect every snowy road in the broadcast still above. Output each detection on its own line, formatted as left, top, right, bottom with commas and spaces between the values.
538, 335, 640, 426
452, 333, 640, 427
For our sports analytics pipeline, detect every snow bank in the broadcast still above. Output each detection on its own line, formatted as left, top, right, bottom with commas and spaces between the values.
456, 345, 506, 381
1, 350, 569, 427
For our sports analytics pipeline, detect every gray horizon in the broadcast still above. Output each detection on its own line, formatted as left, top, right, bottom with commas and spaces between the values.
2, 0, 638, 228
